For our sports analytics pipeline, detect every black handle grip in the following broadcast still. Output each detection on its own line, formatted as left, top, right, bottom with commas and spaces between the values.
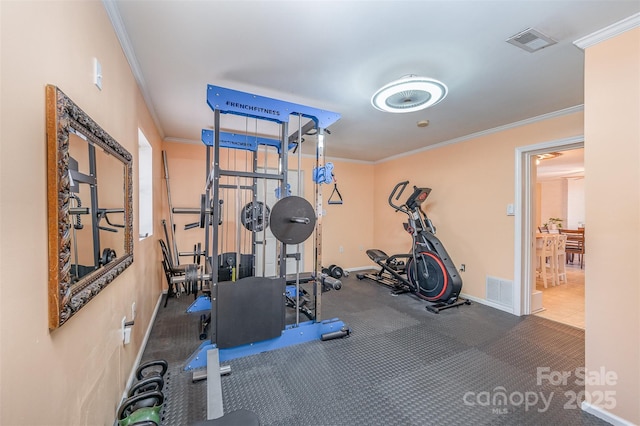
388, 181, 409, 212
135, 359, 168, 380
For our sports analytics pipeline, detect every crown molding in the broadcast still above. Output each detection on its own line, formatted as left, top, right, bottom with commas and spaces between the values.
376, 105, 584, 165
574, 12, 640, 50
102, 0, 165, 139
164, 137, 202, 145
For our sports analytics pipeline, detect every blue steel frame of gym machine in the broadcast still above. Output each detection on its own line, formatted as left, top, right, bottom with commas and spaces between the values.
185, 85, 348, 368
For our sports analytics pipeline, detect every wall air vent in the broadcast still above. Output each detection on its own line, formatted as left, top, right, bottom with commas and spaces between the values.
486, 276, 513, 308
506, 28, 557, 52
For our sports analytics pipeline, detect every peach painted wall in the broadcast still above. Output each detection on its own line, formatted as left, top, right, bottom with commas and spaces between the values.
539, 179, 567, 227
583, 27, 639, 423
321, 160, 374, 269
161, 141, 374, 277
0, 1, 164, 425
373, 112, 584, 300
1, 2, 636, 425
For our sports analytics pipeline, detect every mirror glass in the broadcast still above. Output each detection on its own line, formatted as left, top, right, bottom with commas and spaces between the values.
47, 85, 133, 329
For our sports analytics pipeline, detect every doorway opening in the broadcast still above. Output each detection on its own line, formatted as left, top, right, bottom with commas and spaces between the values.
514, 136, 584, 320
533, 147, 585, 328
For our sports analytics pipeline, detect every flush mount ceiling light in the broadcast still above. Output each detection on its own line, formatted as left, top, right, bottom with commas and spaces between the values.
371, 75, 448, 113
536, 151, 562, 165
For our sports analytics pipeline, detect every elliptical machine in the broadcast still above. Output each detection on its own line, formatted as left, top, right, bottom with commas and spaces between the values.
357, 181, 470, 313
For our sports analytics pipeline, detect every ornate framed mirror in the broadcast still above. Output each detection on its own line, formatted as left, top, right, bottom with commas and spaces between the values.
46, 85, 133, 329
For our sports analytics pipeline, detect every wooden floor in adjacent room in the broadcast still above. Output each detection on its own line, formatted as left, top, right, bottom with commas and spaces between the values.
535, 263, 585, 329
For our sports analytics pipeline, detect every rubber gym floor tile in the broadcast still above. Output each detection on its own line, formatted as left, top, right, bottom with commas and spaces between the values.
159, 363, 207, 426
479, 328, 584, 382
336, 304, 421, 338
384, 322, 471, 364
221, 364, 296, 425
140, 273, 608, 425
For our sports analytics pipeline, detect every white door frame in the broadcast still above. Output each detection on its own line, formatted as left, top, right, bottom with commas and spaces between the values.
514, 136, 584, 316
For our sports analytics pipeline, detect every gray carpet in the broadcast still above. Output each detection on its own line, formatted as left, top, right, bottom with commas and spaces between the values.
139, 272, 606, 426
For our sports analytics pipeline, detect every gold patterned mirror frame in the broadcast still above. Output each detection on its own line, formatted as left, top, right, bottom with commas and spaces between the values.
46, 85, 133, 330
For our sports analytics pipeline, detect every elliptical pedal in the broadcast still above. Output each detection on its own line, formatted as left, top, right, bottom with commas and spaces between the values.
425, 297, 472, 314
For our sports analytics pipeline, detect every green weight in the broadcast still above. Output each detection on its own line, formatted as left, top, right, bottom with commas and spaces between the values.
118, 406, 160, 426
117, 390, 163, 426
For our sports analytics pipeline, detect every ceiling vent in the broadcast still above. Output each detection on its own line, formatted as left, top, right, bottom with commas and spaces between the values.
506, 28, 557, 52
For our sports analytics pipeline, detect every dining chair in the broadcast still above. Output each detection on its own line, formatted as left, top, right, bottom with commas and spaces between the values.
554, 234, 567, 284
536, 234, 556, 288
562, 228, 585, 269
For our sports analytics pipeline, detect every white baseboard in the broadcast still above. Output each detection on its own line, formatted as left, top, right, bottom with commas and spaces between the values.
581, 401, 636, 426
346, 265, 376, 272
350, 269, 517, 316
459, 292, 515, 315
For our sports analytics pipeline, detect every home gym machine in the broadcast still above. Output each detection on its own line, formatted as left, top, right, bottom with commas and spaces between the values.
67, 137, 125, 283
357, 181, 470, 313
168, 85, 349, 369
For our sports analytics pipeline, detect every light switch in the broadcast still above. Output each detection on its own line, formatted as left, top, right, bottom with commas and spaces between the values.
506, 203, 515, 216
93, 58, 103, 90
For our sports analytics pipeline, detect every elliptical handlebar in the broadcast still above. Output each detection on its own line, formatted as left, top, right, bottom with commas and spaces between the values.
388, 181, 410, 213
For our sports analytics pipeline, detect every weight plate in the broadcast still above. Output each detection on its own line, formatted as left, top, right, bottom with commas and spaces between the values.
240, 201, 271, 232
269, 196, 316, 244
330, 265, 344, 279
199, 194, 206, 228
101, 248, 116, 266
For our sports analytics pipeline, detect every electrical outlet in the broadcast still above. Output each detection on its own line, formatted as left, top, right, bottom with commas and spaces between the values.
339, 246, 344, 253
460, 264, 466, 272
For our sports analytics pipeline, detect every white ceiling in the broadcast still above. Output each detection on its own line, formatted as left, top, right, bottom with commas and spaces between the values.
106, 1, 639, 162
536, 147, 584, 181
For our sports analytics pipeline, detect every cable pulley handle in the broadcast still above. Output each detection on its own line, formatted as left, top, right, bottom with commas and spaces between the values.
97, 209, 125, 228
328, 183, 343, 205
388, 181, 410, 213
290, 217, 310, 224
104, 214, 125, 228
